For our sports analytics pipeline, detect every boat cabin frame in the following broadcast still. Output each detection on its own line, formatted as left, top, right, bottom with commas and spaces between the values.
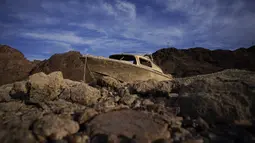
109, 54, 163, 73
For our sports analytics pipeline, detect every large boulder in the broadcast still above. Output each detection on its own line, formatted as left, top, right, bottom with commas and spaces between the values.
175, 69, 255, 123
59, 79, 101, 106
27, 71, 66, 102
69, 83, 101, 106
87, 110, 171, 142
32, 114, 79, 140
0, 45, 34, 86
129, 79, 178, 96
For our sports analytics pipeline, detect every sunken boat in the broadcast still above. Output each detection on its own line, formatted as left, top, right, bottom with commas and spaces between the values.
80, 53, 173, 83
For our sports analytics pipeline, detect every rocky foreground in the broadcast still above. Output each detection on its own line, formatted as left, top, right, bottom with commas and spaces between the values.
0, 69, 255, 143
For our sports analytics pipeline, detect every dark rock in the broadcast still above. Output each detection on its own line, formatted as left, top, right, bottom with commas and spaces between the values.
69, 82, 101, 106
120, 94, 138, 106
9, 81, 28, 100
77, 108, 98, 124
0, 128, 36, 143
129, 79, 178, 96
87, 110, 170, 142
97, 76, 124, 89
176, 69, 255, 123
27, 71, 66, 102
32, 114, 79, 140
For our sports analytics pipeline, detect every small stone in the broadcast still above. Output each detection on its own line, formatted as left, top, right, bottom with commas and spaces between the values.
168, 93, 179, 97
78, 108, 98, 124
103, 98, 116, 108
183, 138, 204, 143
120, 94, 138, 106
142, 99, 154, 106
68, 134, 89, 143
114, 96, 120, 102
133, 100, 141, 108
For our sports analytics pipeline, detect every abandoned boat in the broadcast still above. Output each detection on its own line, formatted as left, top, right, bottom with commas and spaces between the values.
80, 53, 173, 83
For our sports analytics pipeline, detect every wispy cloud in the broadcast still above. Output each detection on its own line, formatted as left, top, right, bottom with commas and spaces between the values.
22, 31, 95, 45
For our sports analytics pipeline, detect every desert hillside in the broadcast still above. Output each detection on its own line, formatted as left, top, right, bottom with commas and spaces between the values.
153, 46, 255, 77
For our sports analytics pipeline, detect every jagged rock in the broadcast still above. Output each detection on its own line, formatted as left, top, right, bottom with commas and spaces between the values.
27, 71, 66, 102
142, 99, 154, 106
0, 83, 13, 102
9, 81, 28, 100
97, 76, 124, 89
69, 83, 101, 106
176, 69, 255, 123
0, 101, 25, 112
120, 94, 138, 106
32, 114, 79, 140
41, 99, 86, 117
0, 128, 36, 143
78, 108, 98, 124
87, 110, 170, 142
117, 86, 130, 97
103, 98, 116, 108
129, 79, 178, 96
133, 99, 141, 108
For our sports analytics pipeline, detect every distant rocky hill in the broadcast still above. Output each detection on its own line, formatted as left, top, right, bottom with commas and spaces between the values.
0, 45, 34, 86
30, 51, 85, 81
152, 46, 255, 77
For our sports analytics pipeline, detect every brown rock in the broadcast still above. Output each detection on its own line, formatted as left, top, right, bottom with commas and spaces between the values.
120, 94, 138, 106
0, 128, 36, 143
0, 83, 13, 102
176, 69, 255, 123
87, 110, 170, 141
32, 114, 79, 140
10, 81, 28, 100
70, 83, 101, 106
78, 108, 98, 124
67, 133, 89, 143
129, 79, 176, 96
97, 76, 123, 89
28, 71, 66, 102
142, 99, 154, 106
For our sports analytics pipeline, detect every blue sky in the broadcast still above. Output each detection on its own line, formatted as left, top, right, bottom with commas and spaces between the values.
1, 0, 255, 60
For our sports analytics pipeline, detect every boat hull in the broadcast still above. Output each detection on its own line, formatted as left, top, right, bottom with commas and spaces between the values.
82, 55, 172, 83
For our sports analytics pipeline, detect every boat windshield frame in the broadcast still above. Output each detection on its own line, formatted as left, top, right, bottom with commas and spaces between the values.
109, 54, 137, 64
